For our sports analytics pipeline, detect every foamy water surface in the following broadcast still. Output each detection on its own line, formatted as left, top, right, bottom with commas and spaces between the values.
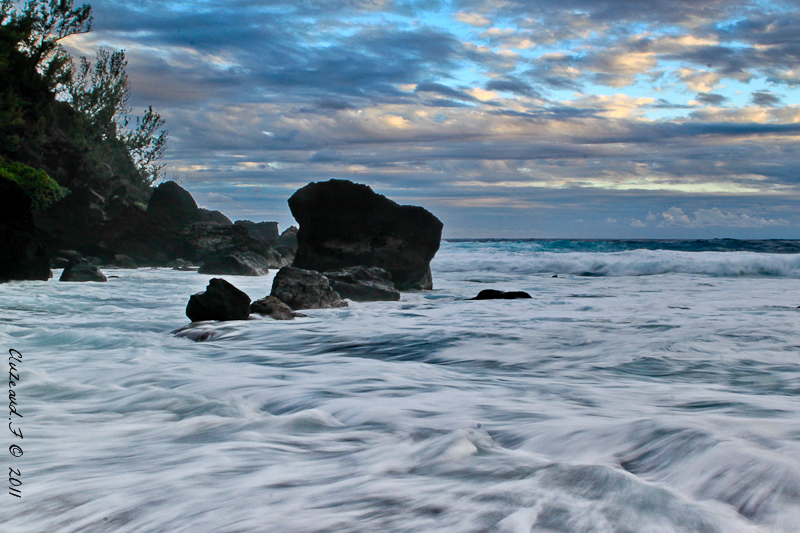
2, 241, 800, 532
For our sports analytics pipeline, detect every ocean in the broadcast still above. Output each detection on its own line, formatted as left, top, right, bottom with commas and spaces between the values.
3, 239, 800, 532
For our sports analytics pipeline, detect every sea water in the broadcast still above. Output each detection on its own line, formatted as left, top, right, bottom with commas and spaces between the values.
2, 240, 800, 532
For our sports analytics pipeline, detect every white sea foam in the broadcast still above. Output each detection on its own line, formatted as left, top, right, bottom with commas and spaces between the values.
2, 243, 800, 532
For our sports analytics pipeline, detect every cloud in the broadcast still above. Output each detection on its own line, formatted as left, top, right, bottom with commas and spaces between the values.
658, 207, 789, 228
694, 93, 727, 106
454, 11, 493, 27
751, 90, 782, 107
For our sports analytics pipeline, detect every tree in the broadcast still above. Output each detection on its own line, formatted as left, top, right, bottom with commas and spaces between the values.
69, 48, 169, 185
3, 0, 91, 91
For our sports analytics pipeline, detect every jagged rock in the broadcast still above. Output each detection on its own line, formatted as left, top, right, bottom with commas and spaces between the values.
271, 267, 348, 310
250, 296, 306, 320
147, 181, 200, 227
0, 179, 52, 282
198, 251, 270, 276
288, 180, 442, 290
324, 266, 400, 302
235, 220, 279, 242
277, 226, 298, 248
470, 290, 532, 300
198, 208, 233, 225
178, 222, 283, 268
166, 259, 186, 268
113, 254, 137, 269
59, 258, 107, 282
186, 278, 251, 321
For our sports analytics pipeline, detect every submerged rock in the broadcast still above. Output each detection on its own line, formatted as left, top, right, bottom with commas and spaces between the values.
288, 180, 442, 290
470, 289, 532, 300
251, 296, 306, 320
60, 258, 107, 282
198, 251, 270, 276
271, 267, 348, 310
186, 278, 251, 322
324, 266, 400, 302
0, 179, 52, 282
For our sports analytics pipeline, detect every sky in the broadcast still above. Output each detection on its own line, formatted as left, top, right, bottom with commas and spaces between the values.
60, 0, 800, 239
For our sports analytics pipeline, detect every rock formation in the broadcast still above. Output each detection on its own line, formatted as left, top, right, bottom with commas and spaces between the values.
270, 267, 348, 310
250, 296, 306, 320
0, 179, 52, 282
147, 181, 200, 227
186, 278, 251, 321
198, 251, 270, 276
288, 180, 442, 290
235, 220, 279, 243
59, 258, 107, 282
470, 289, 532, 300
323, 266, 400, 302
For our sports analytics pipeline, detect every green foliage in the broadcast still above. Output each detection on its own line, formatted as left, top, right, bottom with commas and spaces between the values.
0, 158, 69, 209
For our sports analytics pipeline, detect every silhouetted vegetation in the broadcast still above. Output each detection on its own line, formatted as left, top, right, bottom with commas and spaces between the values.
0, 0, 167, 206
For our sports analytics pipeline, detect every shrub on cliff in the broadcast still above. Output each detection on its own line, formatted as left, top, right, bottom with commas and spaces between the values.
0, 158, 69, 209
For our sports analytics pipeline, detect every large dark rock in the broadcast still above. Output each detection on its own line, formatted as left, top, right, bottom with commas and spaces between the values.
198, 208, 233, 225
470, 289, 532, 300
186, 278, 251, 322
288, 180, 442, 290
250, 296, 306, 320
324, 266, 400, 302
59, 258, 107, 282
0, 179, 52, 282
271, 267, 348, 310
198, 251, 269, 276
147, 181, 200, 228
235, 220, 279, 242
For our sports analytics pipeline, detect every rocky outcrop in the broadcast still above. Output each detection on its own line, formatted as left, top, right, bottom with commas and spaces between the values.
198, 208, 232, 225
147, 181, 200, 227
324, 266, 400, 302
179, 222, 283, 270
186, 278, 251, 321
251, 296, 306, 320
59, 258, 107, 282
277, 226, 298, 248
271, 267, 348, 310
198, 251, 270, 276
288, 180, 442, 290
0, 179, 52, 282
235, 220, 279, 243
470, 290, 532, 300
